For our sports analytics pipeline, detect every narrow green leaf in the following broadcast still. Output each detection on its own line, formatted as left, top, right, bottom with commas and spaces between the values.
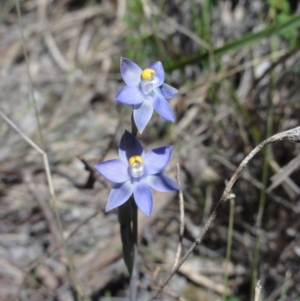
118, 200, 134, 276
166, 14, 300, 71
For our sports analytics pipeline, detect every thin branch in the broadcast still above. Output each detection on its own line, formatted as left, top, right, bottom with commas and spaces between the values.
148, 126, 300, 300
255, 280, 262, 301
0, 110, 44, 155
77, 154, 98, 189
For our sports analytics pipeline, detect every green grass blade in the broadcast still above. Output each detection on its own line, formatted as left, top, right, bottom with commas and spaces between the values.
166, 14, 300, 71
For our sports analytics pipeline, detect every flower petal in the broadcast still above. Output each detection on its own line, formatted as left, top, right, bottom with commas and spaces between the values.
119, 130, 144, 162
120, 57, 142, 86
116, 86, 145, 105
133, 98, 154, 133
94, 159, 130, 183
147, 61, 165, 87
147, 173, 179, 192
160, 83, 178, 99
106, 181, 133, 212
152, 92, 175, 122
143, 146, 173, 175
133, 181, 153, 216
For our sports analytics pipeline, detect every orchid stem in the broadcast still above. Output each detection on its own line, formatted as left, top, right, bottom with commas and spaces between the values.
118, 201, 133, 275
129, 112, 138, 300
129, 199, 138, 301
132, 199, 138, 246
131, 112, 138, 136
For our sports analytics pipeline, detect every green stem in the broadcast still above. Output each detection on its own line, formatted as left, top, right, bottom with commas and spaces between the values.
129, 112, 139, 301
222, 197, 235, 300
132, 199, 138, 247
129, 200, 138, 301
118, 200, 134, 275
131, 113, 138, 136
251, 30, 276, 298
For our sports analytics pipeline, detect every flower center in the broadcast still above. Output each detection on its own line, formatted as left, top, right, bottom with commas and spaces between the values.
141, 69, 156, 80
140, 69, 156, 95
128, 155, 144, 178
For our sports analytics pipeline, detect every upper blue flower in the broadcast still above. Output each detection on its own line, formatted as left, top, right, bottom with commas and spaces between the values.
116, 58, 178, 133
94, 130, 179, 216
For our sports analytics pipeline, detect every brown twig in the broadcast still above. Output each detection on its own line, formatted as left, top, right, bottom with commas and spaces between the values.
77, 154, 99, 189
148, 126, 300, 300
254, 280, 262, 301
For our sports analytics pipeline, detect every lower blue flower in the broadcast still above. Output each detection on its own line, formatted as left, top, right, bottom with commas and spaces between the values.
94, 130, 179, 216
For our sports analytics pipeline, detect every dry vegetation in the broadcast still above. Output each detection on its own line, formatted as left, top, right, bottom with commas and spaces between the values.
1, 0, 300, 300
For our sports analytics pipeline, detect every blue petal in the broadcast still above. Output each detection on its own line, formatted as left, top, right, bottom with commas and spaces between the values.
116, 86, 145, 105
147, 61, 165, 87
94, 159, 130, 183
106, 181, 133, 212
147, 173, 179, 192
133, 98, 154, 133
120, 57, 142, 86
133, 181, 153, 216
143, 146, 172, 175
152, 92, 175, 122
160, 83, 178, 99
119, 130, 144, 162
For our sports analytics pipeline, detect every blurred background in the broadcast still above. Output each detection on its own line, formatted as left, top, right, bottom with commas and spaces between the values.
1, 0, 300, 300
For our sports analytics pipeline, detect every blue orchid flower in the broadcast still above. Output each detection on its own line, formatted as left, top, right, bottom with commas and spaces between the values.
116, 58, 178, 133
94, 130, 178, 216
